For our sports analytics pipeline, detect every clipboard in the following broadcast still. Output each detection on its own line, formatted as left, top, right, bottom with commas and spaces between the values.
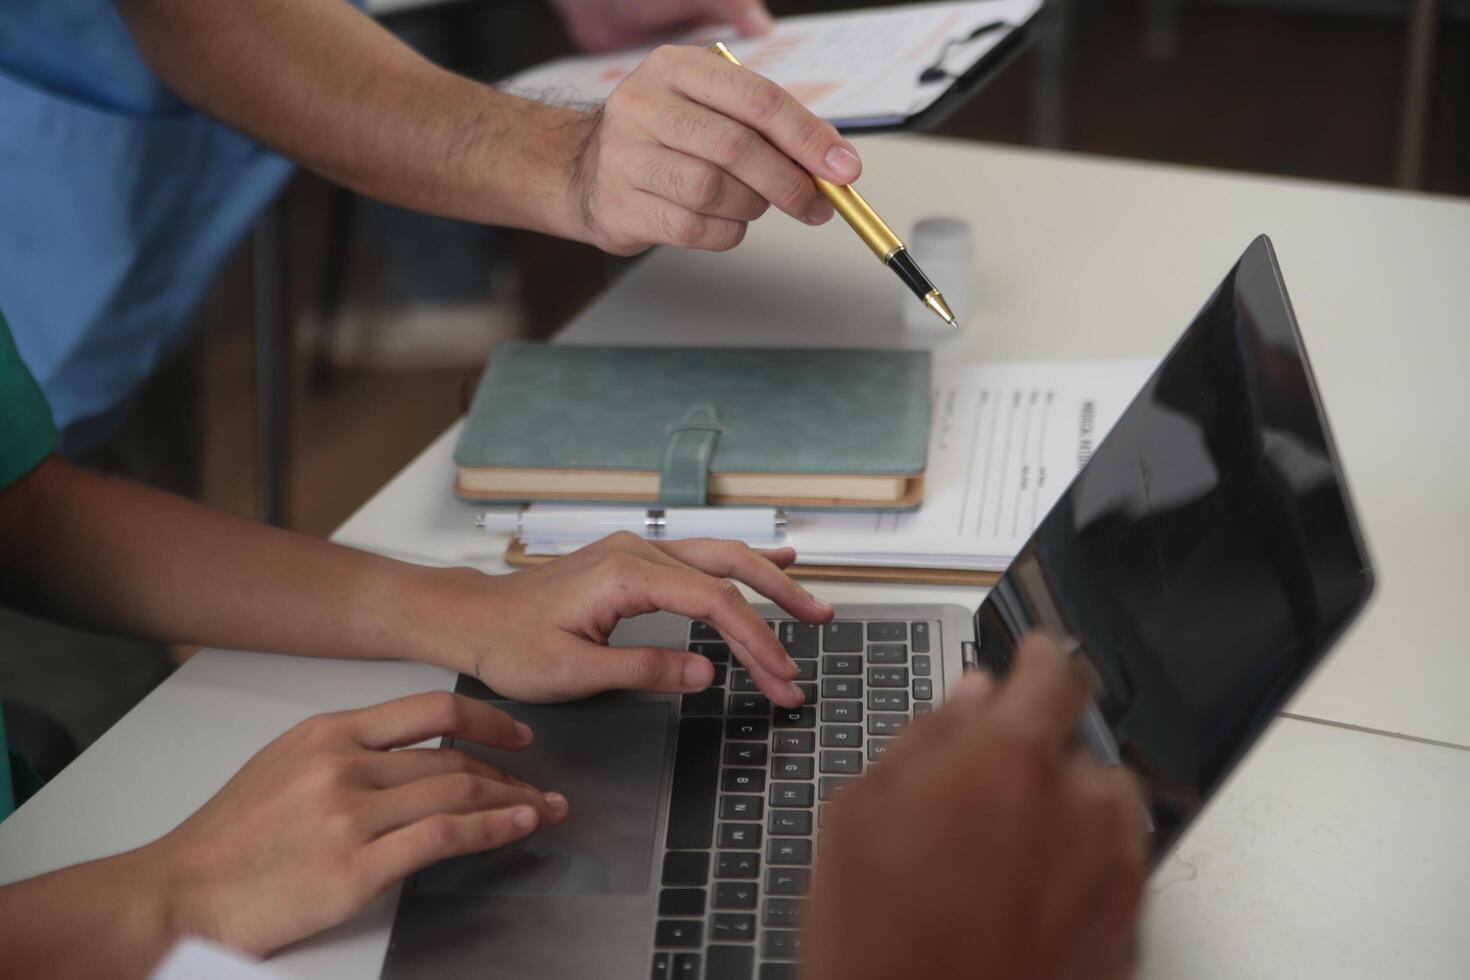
505, 538, 1001, 587
496, 1, 1044, 137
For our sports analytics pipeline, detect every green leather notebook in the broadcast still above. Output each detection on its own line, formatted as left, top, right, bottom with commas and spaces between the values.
454, 344, 930, 508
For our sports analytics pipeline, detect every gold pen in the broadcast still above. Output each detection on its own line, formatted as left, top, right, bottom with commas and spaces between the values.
709, 41, 958, 328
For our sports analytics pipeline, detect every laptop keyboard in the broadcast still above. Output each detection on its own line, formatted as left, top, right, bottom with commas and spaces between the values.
650, 619, 939, 980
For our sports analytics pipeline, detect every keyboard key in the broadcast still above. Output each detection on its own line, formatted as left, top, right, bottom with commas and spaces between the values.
910, 621, 931, 652
794, 682, 818, 703
691, 621, 722, 641
769, 782, 814, 808
666, 718, 721, 849
768, 809, 812, 836
793, 660, 817, 681
724, 743, 767, 767
773, 730, 815, 754
819, 749, 863, 774
651, 951, 671, 979
721, 769, 765, 793
867, 714, 908, 736
765, 867, 811, 896
771, 755, 814, 780
720, 794, 763, 820
717, 823, 761, 849
820, 701, 862, 723
868, 666, 909, 688
760, 965, 799, 980
656, 920, 703, 947
821, 655, 861, 676
821, 621, 863, 653
866, 643, 907, 664
866, 621, 906, 642
820, 724, 862, 748
672, 953, 701, 979
779, 622, 819, 658
681, 687, 726, 717
773, 706, 815, 729
819, 776, 857, 801
867, 738, 896, 762
710, 914, 757, 943
659, 888, 706, 916
762, 930, 804, 960
713, 881, 757, 909
689, 642, 730, 663
913, 678, 934, 701
705, 945, 754, 980
730, 671, 759, 692
725, 718, 769, 741
867, 690, 909, 712
729, 693, 772, 716
762, 897, 805, 928
766, 837, 813, 865
914, 701, 933, 716
716, 851, 760, 879
821, 677, 862, 699
663, 851, 710, 886
818, 804, 830, 829
912, 654, 932, 677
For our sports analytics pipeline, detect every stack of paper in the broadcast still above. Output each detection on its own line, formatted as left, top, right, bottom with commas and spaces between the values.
499, 0, 1044, 130
521, 359, 1155, 571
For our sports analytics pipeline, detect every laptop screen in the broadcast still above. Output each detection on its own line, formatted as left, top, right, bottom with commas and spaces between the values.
973, 236, 1373, 855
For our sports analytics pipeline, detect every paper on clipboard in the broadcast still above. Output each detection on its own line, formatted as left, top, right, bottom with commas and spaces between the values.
498, 0, 1044, 129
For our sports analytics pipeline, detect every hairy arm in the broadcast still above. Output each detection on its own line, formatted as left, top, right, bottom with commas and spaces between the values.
115, 0, 591, 241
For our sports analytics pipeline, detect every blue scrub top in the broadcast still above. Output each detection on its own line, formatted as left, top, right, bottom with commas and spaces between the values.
0, 2, 294, 455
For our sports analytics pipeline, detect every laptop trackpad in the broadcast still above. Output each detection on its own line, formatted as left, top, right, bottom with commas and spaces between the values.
414, 700, 670, 898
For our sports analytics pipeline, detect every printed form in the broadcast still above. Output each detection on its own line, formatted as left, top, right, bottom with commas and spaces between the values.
499, 0, 1043, 129
787, 360, 1155, 569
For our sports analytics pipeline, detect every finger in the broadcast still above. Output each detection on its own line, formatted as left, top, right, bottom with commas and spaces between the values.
608, 558, 804, 703
662, 48, 861, 185
653, 538, 832, 624
874, 669, 997, 771
629, 189, 749, 251
546, 639, 721, 699
360, 746, 525, 790
647, 96, 829, 223
636, 145, 769, 221
752, 545, 797, 569
991, 633, 1096, 745
362, 806, 542, 894
343, 691, 534, 752
360, 772, 567, 838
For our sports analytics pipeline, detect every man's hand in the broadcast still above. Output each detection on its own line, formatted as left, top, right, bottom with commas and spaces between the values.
406, 532, 833, 708
550, 0, 774, 53
149, 693, 565, 957
562, 44, 860, 255
804, 635, 1149, 980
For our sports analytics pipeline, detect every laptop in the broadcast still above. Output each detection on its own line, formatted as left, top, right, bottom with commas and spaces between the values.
382, 235, 1375, 980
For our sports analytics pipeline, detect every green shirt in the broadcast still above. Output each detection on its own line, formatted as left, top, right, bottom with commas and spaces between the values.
0, 307, 59, 819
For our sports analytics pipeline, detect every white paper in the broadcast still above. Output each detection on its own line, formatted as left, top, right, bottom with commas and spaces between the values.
523, 359, 1156, 571
499, 0, 1043, 128
148, 939, 281, 980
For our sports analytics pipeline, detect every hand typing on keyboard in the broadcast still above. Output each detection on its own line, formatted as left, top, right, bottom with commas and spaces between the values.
405, 532, 832, 705
803, 634, 1149, 980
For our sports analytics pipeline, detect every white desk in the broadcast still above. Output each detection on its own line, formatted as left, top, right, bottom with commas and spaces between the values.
2, 137, 1467, 979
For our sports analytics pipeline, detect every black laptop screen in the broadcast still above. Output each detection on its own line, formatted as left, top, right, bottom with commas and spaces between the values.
973, 237, 1373, 854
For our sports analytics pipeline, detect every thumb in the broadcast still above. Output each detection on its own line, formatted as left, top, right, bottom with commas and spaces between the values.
558, 640, 717, 697
707, 0, 773, 36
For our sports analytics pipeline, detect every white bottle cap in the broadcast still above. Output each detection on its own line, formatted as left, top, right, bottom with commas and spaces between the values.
903, 216, 973, 332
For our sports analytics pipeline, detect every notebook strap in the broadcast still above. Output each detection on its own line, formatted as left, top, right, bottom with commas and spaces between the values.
659, 405, 723, 507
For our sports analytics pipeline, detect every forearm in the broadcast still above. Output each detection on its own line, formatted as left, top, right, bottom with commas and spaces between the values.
0, 847, 178, 980
0, 457, 457, 669
116, 0, 591, 240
